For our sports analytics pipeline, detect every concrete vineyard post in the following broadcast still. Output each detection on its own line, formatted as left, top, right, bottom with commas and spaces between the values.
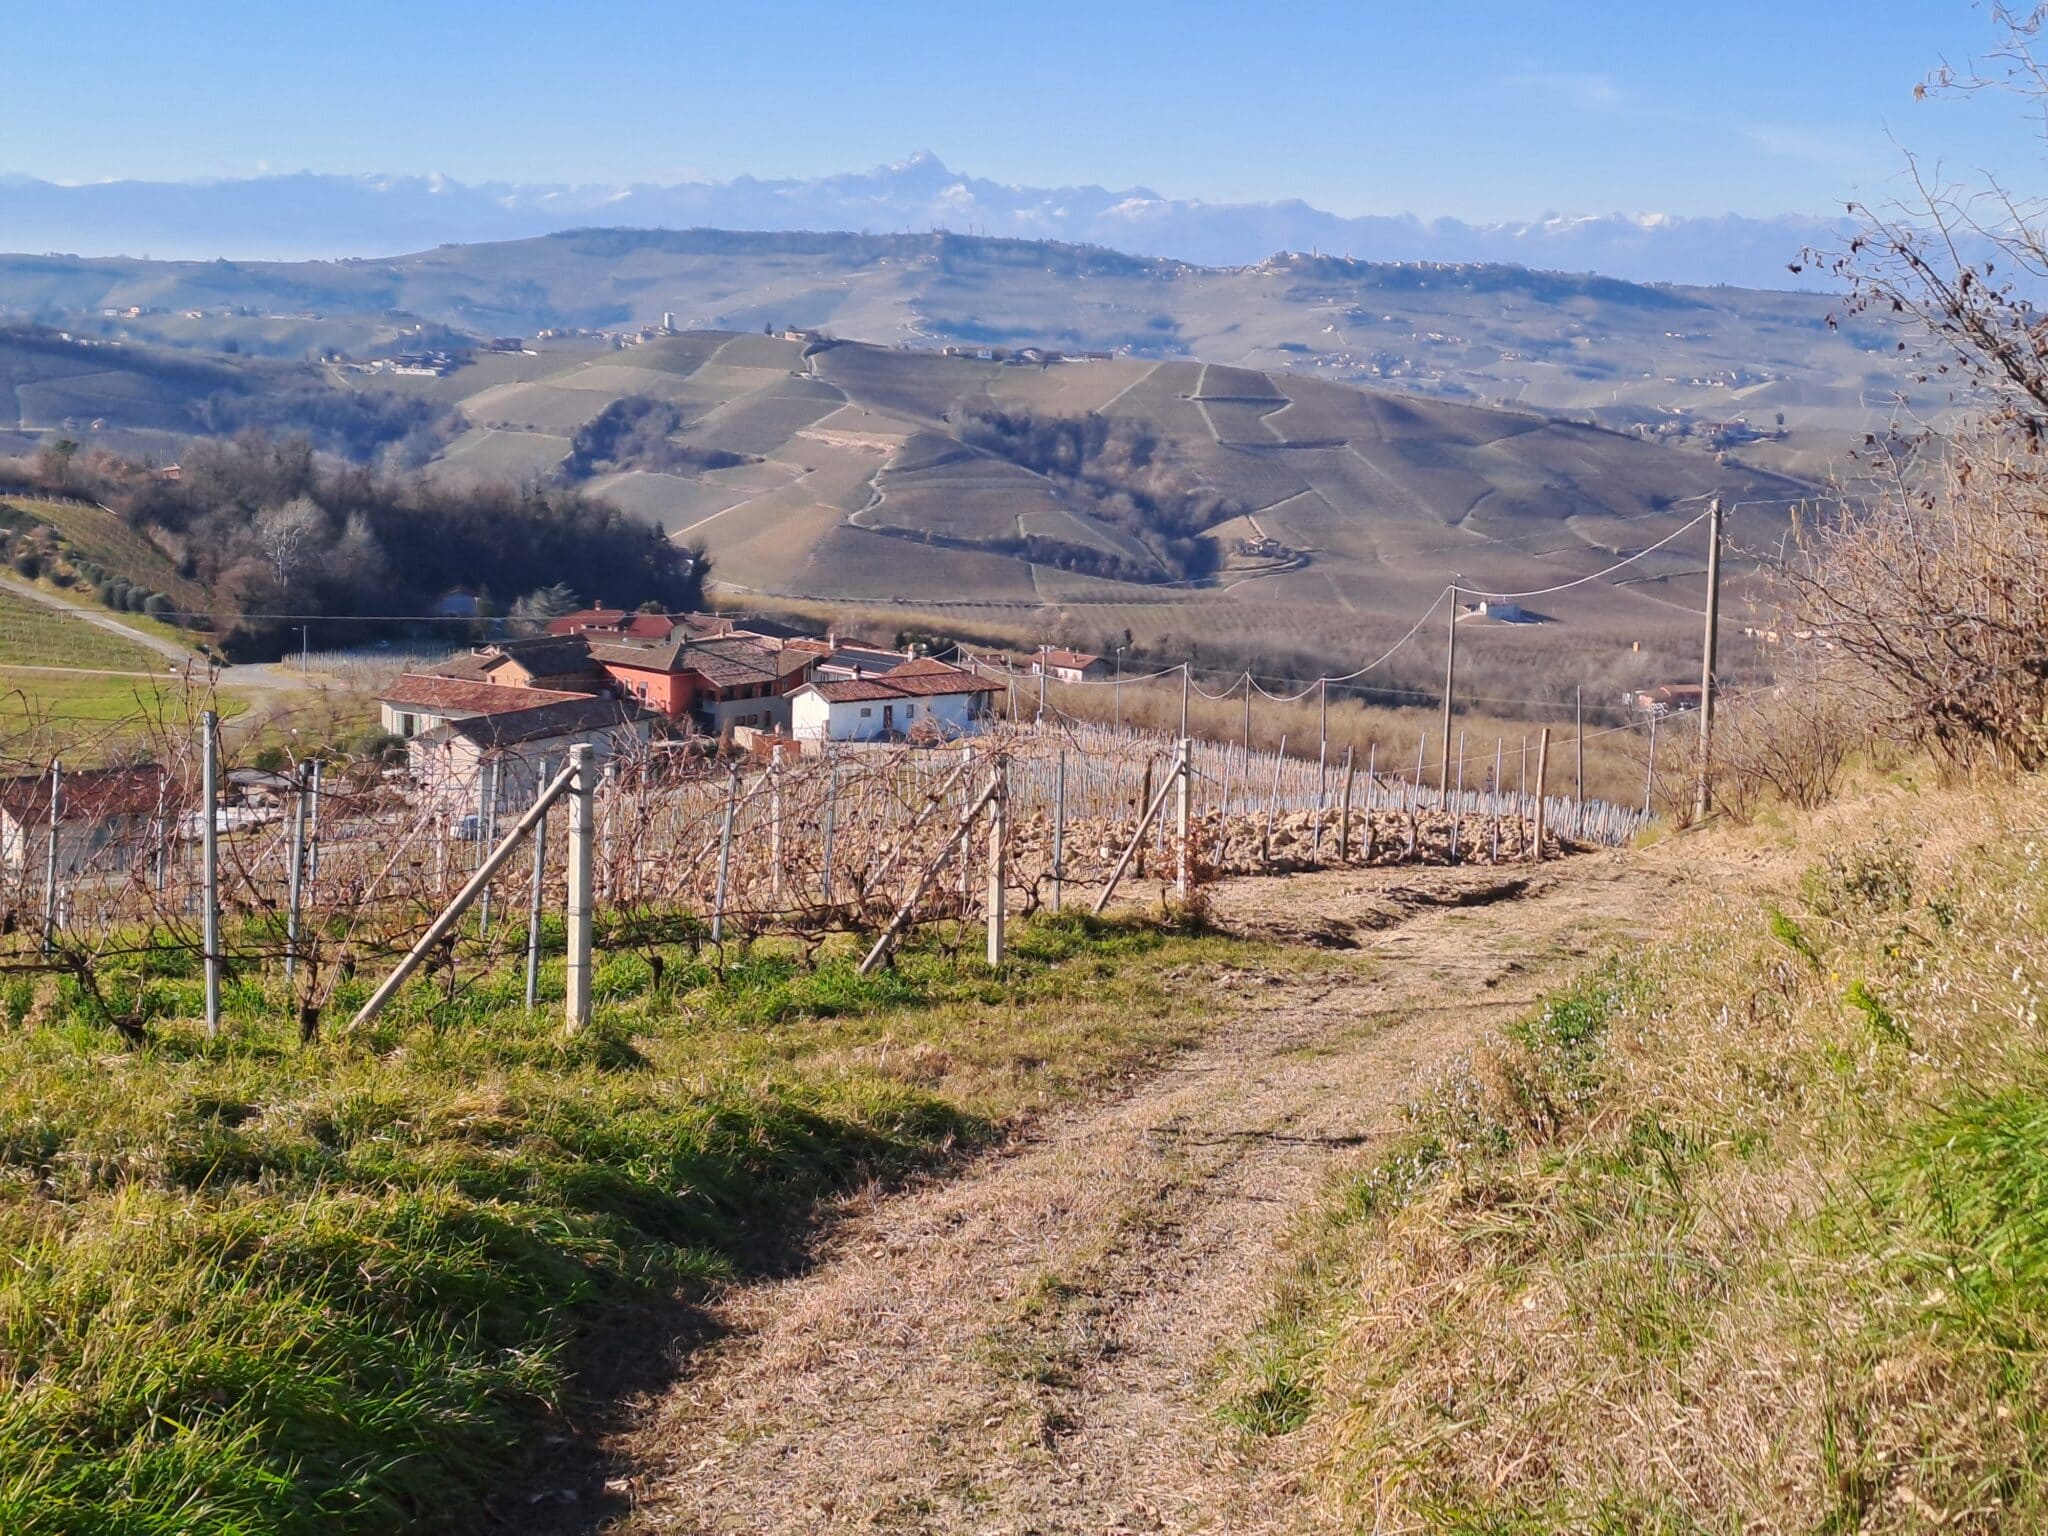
1338, 745, 1355, 863
285, 759, 308, 980
1695, 494, 1724, 821
985, 757, 1006, 966
769, 743, 784, 904
201, 713, 221, 1038
1533, 727, 1551, 862
566, 745, 594, 1034
822, 763, 840, 906
477, 759, 498, 937
40, 760, 60, 957
1174, 738, 1191, 901
525, 758, 549, 1012
1051, 748, 1066, 914
1440, 583, 1457, 804
711, 767, 739, 943
1313, 679, 1328, 863
1575, 684, 1585, 808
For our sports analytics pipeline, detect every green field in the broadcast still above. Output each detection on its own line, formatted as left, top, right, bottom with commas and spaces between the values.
0, 585, 165, 672
0, 913, 1243, 1534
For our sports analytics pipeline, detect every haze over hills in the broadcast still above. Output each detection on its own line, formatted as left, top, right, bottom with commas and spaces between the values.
0, 154, 1854, 288
0, 227, 1909, 484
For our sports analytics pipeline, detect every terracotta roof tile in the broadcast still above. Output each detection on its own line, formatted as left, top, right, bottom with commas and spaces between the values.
378, 674, 591, 716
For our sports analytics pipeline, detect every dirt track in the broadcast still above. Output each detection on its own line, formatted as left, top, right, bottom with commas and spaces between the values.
603, 853, 1693, 1534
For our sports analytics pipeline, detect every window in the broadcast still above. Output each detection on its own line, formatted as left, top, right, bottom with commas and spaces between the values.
859, 707, 872, 718
905, 704, 916, 718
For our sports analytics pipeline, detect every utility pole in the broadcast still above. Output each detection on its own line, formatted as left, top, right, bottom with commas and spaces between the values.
1575, 685, 1584, 807
1439, 581, 1458, 804
1114, 644, 1124, 732
1694, 495, 1724, 822
1242, 671, 1252, 753
1644, 710, 1659, 817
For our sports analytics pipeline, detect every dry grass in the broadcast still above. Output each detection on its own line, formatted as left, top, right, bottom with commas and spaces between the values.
1224, 776, 2048, 1531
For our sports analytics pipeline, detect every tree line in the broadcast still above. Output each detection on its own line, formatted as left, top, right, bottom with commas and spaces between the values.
6, 434, 708, 659
954, 404, 1233, 582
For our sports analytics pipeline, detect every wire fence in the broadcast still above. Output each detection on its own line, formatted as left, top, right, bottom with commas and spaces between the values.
0, 697, 1646, 1039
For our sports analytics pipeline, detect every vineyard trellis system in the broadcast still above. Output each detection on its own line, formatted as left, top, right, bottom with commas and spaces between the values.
0, 704, 1648, 1040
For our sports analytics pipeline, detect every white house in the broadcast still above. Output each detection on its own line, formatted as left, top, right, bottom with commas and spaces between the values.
789, 659, 998, 744
1031, 647, 1108, 683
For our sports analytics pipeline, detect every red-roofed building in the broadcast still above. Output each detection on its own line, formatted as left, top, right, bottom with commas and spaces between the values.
1030, 647, 1107, 683
0, 764, 177, 876
377, 674, 594, 740
789, 660, 997, 743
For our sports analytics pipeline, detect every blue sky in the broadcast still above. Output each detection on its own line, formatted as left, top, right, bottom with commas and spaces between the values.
6, 0, 2036, 219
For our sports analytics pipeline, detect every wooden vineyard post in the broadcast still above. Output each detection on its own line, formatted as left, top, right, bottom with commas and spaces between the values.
1532, 727, 1551, 862
1135, 757, 1154, 879
1174, 737, 1192, 902
985, 756, 1006, 966
1051, 748, 1067, 914
1338, 746, 1355, 863
1362, 743, 1376, 863
565, 745, 594, 1034
1452, 730, 1466, 862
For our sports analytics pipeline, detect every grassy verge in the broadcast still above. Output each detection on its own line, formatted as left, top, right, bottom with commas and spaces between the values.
0, 912, 1242, 1535
1220, 783, 2048, 1532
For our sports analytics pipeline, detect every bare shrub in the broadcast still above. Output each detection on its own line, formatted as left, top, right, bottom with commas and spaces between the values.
1793, 442, 2048, 772
1713, 680, 1864, 819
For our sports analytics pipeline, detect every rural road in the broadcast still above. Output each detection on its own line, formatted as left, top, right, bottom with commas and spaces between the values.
602, 852, 1692, 1534
0, 577, 309, 692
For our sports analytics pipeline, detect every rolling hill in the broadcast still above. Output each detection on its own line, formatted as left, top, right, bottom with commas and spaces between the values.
337, 330, 1807, 665
0, 228, 1912, 482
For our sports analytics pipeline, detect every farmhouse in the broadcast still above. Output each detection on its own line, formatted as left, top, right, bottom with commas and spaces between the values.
589, 633, 813, 735
789, 659, 998, 744
408, 696, 655, 816
377, 675, 596, 741
1629, 683, 1705, 717
0, 764, 173, 877
1031, 648, 1107, 683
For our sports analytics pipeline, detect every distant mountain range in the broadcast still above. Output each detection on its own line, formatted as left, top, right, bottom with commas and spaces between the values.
0, 153, 1853, 288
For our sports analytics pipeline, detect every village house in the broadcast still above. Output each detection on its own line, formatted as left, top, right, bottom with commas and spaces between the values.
789, 659, 998, 745
590, 634, 814, 735
0, 764, 173, 877
422, 634, 606, 694
377, 675, 599, 741
1031, 647, 1108, 683
1629, 683, 1706, 717
409, 696, 655, 816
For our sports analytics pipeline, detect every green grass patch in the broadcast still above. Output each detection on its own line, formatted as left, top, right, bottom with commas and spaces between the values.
1221, 786, 2048, 1529
0, 911, 1241, 1534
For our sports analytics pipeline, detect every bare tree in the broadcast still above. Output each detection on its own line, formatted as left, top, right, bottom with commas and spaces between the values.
1794, 4, 2048, 770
